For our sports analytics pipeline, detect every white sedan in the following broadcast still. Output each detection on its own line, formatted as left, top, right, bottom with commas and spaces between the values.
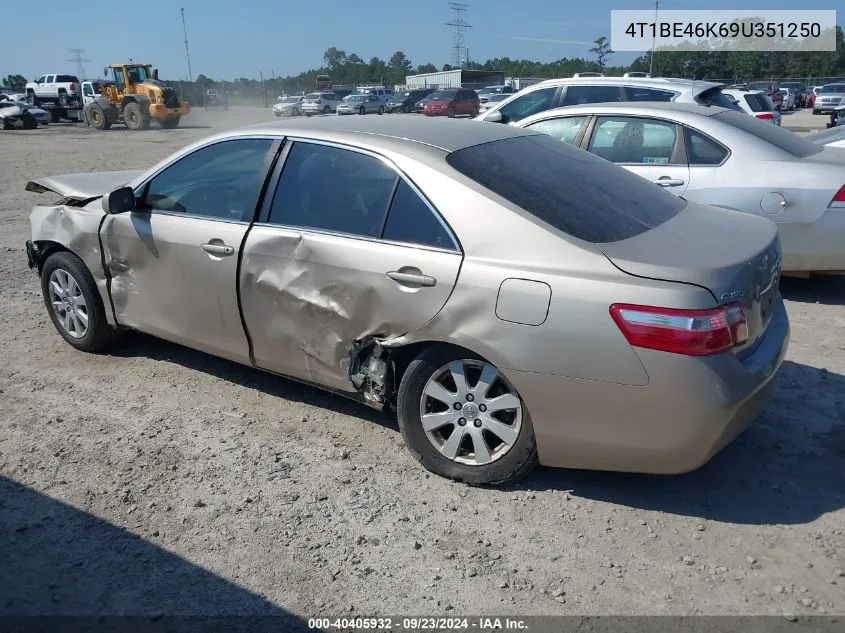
514, 101, 845, 275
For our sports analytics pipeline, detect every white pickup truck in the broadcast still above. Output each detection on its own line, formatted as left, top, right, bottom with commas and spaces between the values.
26, 74, 82, 107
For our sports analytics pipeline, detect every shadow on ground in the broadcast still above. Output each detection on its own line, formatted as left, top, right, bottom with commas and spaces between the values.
0, 477, 315, 630
110, 333, 396, 431
518, 360, 845, 526
780, 276, 845, 306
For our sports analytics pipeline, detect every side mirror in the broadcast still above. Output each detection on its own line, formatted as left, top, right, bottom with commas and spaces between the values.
102, 187, 136, 214
153, 68, 159, 80
485, 110, 503, 123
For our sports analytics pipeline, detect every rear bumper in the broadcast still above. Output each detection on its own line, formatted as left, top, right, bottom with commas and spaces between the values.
778, 209, 845, 272
507, 299, 789, 474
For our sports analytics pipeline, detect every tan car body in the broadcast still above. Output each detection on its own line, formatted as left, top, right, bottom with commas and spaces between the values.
25, 117, 788, 476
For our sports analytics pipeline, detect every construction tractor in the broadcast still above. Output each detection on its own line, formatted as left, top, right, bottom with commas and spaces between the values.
84, 63, 190, 130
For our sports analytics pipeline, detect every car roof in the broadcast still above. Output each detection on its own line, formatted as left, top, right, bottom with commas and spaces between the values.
235, 114, 544, 153
531, 101, 729, 118
525, 76, 723, 93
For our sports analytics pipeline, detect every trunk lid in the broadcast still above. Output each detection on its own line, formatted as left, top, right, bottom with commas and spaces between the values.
25, 170, 144, 201
597, 202, 782, 357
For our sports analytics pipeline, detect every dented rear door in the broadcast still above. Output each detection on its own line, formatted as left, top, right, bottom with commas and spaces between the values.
240, 140, 463, 392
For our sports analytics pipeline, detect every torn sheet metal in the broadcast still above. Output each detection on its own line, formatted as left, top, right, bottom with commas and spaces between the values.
25, 170, 143, 200
239, 225, 462, 394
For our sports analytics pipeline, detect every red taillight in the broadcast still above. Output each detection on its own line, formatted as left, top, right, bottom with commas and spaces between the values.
69, 82, 75, 92
755, 113, 774, 120
830, 184, 845, 206
609, 303, 748, 356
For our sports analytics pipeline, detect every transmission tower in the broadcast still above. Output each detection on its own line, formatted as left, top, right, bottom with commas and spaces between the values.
181, 7, 193, 82
67, 49, 91, 80
445, 2, 472, 68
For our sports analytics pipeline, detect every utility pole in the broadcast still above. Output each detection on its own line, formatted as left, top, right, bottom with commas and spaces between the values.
67, 49, 91, 81
649, 0, 659, 76
181, 8, 193, 82
446, 2, 472, 69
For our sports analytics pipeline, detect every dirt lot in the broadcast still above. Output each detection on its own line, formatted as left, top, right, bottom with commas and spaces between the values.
1, 107, 844, 619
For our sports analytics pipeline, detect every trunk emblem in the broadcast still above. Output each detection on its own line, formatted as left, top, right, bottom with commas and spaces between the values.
720, 289, 745, 302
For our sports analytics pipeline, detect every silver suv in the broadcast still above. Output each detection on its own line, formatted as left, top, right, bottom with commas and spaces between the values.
302, 92, 341, 116
475, 77, 739, 124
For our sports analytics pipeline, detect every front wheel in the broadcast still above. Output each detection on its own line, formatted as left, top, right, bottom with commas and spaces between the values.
158, 117, 180, 129
397, 346, 538, 485
378, 105, 384, 115
359, 106, 366, 115
40, 251, 121, 353
323, 105, 330, 114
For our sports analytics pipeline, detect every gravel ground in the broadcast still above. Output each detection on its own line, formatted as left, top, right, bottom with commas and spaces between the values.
1, 107, 844, 619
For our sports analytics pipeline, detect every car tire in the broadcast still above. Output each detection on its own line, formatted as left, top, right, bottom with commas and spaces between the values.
1, 118, 13, 130
447, 107, 456, 118
397, 345, 539, 485
403, 104, 410, 113
323, 105, 330, 114
40, 251, 122, 353
86, 102, 111, 130
158, 117, 180, 129
813, 109, 820, 115
359, 106, 366, 115
378, 105, 384, 115
58, 92, 69, 108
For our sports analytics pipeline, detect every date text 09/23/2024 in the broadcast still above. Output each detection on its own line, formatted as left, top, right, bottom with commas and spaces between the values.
308, 617, 529, 631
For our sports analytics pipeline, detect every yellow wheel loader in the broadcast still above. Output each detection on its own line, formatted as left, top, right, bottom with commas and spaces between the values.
84, 64, 190, 131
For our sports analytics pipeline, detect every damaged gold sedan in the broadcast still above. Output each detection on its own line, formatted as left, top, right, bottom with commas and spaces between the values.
25, 116, 788, 484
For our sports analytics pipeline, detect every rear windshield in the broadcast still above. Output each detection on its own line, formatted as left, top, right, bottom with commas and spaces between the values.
743, 93, 772, 112
819, 84, 845, 93
445, 134, 686, 244
429, 89, 459, 99
712, 110, 822, 157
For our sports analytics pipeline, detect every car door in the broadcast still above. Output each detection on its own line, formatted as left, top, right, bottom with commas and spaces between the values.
585, 115, 690, 195
240, 140, 463, 392
81, 82, 96, 106
32, 75, 46, 98
40, 75, 55, 98
100, 136, 280, 364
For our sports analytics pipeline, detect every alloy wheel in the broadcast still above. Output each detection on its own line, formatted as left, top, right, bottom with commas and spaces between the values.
419, 359, 523, 466
48, 268, 89, 338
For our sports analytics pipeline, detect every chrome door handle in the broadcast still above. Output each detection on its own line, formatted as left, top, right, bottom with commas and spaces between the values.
654, 178, 685, 187
386, 271, 437, 287
201, 242, 234, 256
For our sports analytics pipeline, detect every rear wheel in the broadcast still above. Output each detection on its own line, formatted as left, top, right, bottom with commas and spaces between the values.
40, 251, 121, 353
447, 106, 456, 118
58, 92, 69, 107
158, 117, 181, 129
378, 105, 384, 115
359, 105, 366, 115
123, 102, 150, 130
86, 103, 110, 130
397, 346, 538, 485
323, 105, 330, 114
403, 104, 410, 113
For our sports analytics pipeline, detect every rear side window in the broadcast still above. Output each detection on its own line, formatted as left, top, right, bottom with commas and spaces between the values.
561, 85, 622, 106
446, 135, 686, 244
269, 142, 397, 238
624, 87, 675, 102
684, 129, 729, 165
57, 75, 79, 83
382, 180, 457, 250
712, 109, 821, 157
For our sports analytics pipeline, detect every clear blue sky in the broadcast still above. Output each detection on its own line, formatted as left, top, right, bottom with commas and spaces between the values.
8, 0, 842, 81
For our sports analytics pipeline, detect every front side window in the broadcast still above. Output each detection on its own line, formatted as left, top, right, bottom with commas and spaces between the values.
588, 116, 679, 165
268, 142, 397, 238
83, 83, 94, 96
446, 135, 686, 244
140, 138, 274, 221
497, 87, 558, 122
35, 76, 46, 83
561, 85, 623, 106
524, 116, 588, 145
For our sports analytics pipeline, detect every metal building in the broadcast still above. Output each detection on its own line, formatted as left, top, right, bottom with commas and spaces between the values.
403, 69, 506, 91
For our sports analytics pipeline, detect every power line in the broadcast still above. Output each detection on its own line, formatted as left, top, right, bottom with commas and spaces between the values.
445, 2, 472, 68
181, 7, 193, 82
649, 0, 659, 76
67, 49, 91, 81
